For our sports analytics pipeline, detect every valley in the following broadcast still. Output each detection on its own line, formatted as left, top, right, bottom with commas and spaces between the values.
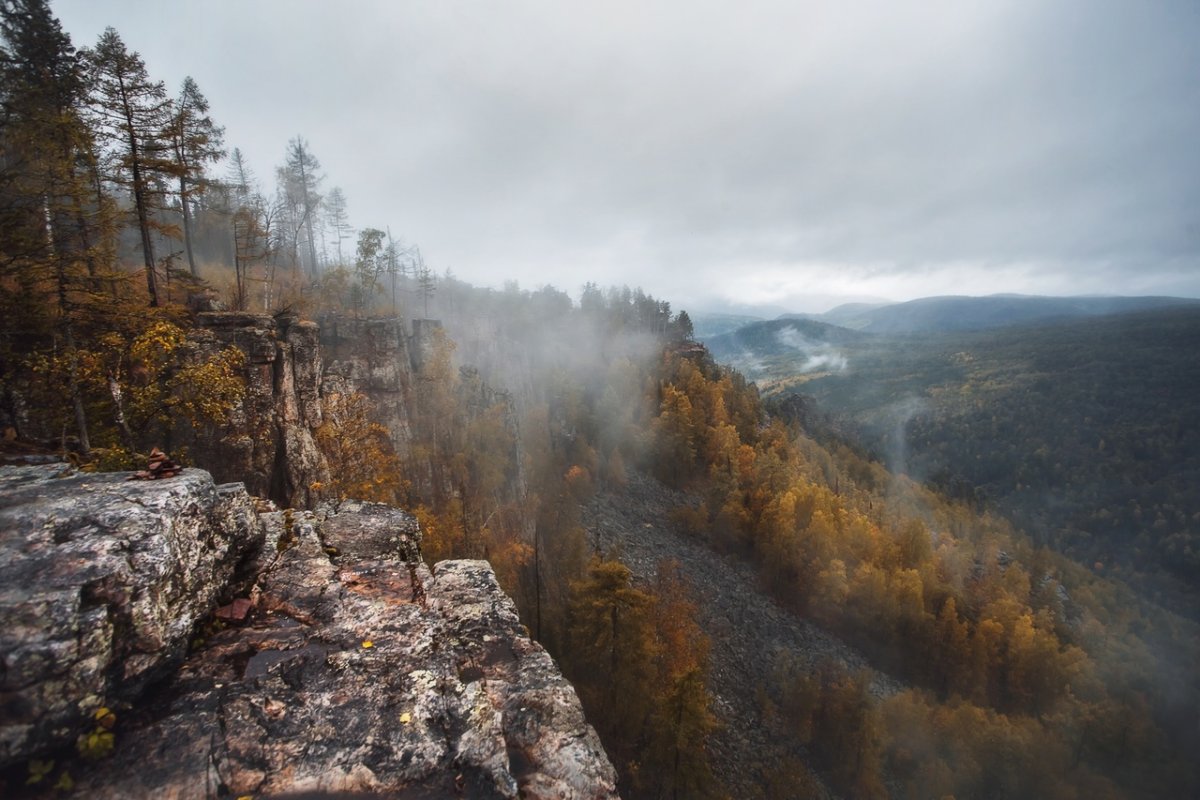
705, 303, 1200, 618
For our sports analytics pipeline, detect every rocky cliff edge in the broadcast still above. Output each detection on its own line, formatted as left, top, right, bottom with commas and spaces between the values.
0, 465, 618, 799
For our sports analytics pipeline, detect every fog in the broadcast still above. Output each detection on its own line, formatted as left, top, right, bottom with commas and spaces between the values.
774, 327, 849, 373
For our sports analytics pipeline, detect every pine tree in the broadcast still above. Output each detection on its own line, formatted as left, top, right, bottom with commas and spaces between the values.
652, 384, 696, 486
413, 246, 435, 317
84, 27, 177, 306
281, 135, 322, 279
354, 226, 387, 309
325, 186, 351, 265
0, 0, 103, 452
167, 76, 224, 277
643, 561, 718, 798
566, 559, 658, 773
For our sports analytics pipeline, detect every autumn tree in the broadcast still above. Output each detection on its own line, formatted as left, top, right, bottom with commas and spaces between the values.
314, 390, 403, 504
641, 561, 719, 798
166, 76, 223, 277
21, 319, 248, 467
565, 558, 658, 769
652, 384, 696, 486
84, 27, 177, 306
0, 0, 108, 452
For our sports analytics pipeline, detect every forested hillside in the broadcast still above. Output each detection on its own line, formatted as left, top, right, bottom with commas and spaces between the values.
3, 4, 1199, 798
716, 309, 1200, 615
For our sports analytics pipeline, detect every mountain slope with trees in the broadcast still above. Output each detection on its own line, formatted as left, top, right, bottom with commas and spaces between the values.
734, 307, 1200, 616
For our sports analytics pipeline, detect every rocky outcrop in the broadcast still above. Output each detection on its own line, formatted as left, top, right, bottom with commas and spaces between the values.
189, 311, 330, 508
1, 467, 618, 798
318, 316, 417, 458
189, 312, 431, 509
0, 464, 263, 768
190, 312, 529, 518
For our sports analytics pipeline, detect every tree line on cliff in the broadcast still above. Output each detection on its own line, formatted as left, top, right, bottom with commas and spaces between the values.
0, 0, 432, 464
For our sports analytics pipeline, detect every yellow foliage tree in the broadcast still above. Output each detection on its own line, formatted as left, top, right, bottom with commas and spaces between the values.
314, 390, 404, 504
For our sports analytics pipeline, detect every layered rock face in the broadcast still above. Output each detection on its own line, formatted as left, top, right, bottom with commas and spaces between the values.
317, 315, 418, 459
0, 467, 618, 799
188, 312, 330, 508
190, 313, 454, 509
190, 312, 527, 517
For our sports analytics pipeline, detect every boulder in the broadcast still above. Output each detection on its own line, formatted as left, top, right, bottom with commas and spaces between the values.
0, 465, 263, 768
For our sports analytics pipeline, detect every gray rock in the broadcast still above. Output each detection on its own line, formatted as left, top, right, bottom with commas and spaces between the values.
0, 465, 263, 768
7, 475, 619, 798
189, 312, 332, 508
320, 316, 418, 461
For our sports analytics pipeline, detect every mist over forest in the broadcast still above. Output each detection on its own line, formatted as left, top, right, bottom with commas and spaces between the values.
2, 1, 1199, 799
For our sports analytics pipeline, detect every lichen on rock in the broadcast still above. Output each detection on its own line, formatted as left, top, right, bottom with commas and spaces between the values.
0, 466, 618, 798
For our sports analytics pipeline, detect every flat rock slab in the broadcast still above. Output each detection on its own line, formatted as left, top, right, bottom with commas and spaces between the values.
0, 465, 262, 768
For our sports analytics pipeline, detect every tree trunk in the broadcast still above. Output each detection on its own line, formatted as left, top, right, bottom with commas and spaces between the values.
107, 372, 137, 454
119, 76, 159, 306
298, 155, 319, 279
66, 336, 91, 457
232, 223, 245, 310
47, 194, 91, 457
179, 173, 198, 277
534, 521, 542, 639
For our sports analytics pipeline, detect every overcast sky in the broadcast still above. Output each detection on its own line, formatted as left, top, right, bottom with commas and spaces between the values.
51, 0, 1200, 313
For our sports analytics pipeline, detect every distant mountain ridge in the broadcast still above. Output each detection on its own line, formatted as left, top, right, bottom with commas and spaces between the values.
689, 312, 765, 339
787, 294, 1200, 333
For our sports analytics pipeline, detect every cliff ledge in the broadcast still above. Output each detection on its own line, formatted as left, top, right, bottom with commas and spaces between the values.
0, 465, 617, 799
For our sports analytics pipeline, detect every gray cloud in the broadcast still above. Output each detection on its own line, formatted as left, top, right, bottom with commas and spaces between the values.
52, 0, 1200, 311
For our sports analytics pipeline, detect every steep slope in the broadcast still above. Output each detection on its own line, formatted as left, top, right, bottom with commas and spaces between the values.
583, 473, 903, 799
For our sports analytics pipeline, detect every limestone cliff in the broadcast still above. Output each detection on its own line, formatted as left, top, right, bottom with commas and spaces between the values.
0, 466, 618, 798
188, 312, 524, 513
187, 311, 329, 508
0, 464, 261, 768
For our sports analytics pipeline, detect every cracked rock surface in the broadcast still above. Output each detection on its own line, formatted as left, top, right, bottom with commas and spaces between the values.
44, 489, 617, 798
0, 465, 262, 769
